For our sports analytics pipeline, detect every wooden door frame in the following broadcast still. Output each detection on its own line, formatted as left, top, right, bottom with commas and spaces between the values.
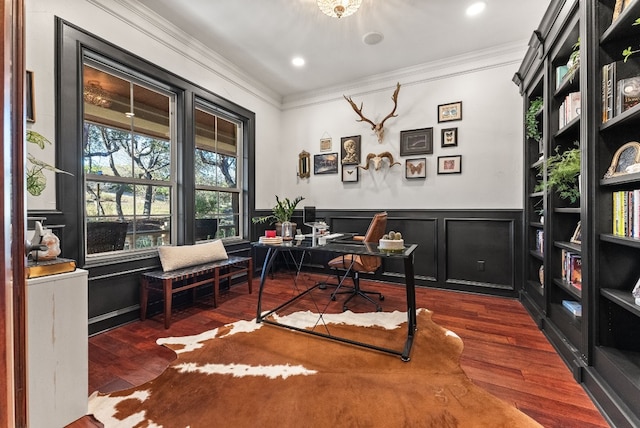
1, 0, 26, 426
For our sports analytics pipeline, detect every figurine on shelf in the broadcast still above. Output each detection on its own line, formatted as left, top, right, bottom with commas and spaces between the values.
28, 221, 61, 261
633, 278, 640, 306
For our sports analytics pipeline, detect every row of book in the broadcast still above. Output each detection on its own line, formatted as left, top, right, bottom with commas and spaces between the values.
559, 91, 580, 128
602, 62, 640, 123
561, 249, 582, 291
612, 189, 640, 238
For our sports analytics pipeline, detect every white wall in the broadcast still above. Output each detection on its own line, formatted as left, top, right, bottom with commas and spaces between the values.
25, 0, 525, 213
279, 48, 525, 210
26, 0, 283, 211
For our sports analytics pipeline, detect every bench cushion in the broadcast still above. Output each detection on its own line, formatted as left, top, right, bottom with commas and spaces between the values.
158, 240, 228, 272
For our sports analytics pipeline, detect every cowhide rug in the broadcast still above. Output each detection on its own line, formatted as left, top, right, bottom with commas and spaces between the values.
88, 309, 542, 427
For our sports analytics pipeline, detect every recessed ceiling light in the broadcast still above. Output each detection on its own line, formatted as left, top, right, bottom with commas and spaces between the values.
466, 1, 486, 17
362, 32, 384, 46
292, 57, 305, 67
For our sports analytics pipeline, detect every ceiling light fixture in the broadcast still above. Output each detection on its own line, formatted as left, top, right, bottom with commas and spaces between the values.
292, 57, 305, 67
466, 1, 486, 17
83, 80, 112, 108
317, 0, 362, 19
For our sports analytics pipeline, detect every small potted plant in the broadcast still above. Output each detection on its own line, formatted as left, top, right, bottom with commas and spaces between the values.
252, 195, 305, 236
535, 142, 581, 204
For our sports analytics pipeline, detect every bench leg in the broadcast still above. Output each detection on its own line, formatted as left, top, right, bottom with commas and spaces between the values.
140, 278, 149, 321
163, 278, 172, 329
247, 258, 253, 294
213, 267, 220, 308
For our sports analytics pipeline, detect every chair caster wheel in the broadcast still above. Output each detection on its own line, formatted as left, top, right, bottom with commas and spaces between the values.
376, 307, 382, 312
331, 296, 336, 301
319, 283, 327, 290
379, 295, 385, 301
342, 305, 348, 312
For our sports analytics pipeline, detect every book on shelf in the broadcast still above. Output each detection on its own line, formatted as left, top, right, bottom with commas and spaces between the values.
602, 62, 616, 123
612, 189, 640, 238
559, 91, 580, 128
612, 0, 633, 24
561, 250, 582, 291
556, 65, 569, 89
616, 76, 640, 116
562, 300, 582, 317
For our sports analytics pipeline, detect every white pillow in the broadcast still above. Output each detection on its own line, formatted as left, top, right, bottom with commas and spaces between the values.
157, 240, 228, 272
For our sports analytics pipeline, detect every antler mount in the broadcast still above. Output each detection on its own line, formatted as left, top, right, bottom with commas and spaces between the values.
344, 82, 401, 143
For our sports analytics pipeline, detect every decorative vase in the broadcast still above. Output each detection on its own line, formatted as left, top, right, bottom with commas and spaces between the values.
280, 221, 294, 241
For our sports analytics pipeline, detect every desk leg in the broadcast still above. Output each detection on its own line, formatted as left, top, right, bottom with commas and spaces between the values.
402, 253, 417, 361
213, 267, 220, 308
256, 247, 278, 322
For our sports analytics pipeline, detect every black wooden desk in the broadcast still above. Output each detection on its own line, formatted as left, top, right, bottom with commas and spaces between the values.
252, 239, 418, 361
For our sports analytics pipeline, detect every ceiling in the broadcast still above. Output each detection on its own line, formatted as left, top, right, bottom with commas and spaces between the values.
134, 0, 551, 99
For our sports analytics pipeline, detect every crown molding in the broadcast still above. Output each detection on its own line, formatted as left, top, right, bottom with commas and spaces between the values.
281, 40, 528, 110
87, 0, 283, 108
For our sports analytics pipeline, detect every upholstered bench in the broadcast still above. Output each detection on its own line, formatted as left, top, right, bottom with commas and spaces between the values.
140, 240, 252, 328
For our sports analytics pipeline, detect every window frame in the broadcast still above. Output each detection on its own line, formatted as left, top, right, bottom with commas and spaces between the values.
55, 18, 255, 267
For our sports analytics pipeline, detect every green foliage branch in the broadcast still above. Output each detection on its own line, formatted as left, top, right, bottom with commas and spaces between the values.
526, 97, 543, 142
26, 130, 73, 196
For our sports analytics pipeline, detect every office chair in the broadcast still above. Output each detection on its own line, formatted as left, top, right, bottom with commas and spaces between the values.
327, 211, 387, 312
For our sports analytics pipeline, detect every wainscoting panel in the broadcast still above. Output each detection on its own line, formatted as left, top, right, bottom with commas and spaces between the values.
444, 218, 516, 291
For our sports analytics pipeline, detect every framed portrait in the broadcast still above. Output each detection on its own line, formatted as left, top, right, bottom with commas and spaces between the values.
603, 141, 640, 178
400, 127, 433, 156
320, 137, 332, 152
437, 155, 462, 174
342, 164, 359, 182
405, 158, 426, 179
314, 152, 339, 175
26, 70, 35, 123
441, 127, 458, 147
438, 101, 462, 123
570, 221, 581, 244
340, 135, 361, 165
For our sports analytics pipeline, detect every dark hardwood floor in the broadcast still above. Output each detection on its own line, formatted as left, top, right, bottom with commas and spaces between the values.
67, 271, 610, 428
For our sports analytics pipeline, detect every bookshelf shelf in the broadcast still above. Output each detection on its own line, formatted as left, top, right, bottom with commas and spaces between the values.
516, 0, 640, 423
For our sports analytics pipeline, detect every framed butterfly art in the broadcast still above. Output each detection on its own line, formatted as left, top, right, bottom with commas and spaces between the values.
441, 127, 458, 147
342, 164, 359, 182
405, 158, 426, 179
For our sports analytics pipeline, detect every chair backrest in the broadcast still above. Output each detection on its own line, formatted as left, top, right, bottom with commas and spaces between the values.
87, 221, 129, 254
358, 212, 387, 272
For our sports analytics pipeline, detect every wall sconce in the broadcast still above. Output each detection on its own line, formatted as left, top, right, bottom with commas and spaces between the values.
298, 150, 311, 178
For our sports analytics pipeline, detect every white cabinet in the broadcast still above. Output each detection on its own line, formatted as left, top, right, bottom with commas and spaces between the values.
27, 269, 88, 428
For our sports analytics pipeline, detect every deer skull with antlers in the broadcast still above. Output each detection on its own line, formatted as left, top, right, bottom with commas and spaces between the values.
344, 82, 400, 143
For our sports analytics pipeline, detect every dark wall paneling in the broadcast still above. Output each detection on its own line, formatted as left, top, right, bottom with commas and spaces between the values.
444, 218, 516, 291
81, 209, 521, 335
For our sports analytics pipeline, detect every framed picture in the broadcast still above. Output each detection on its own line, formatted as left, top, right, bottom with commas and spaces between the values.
570, 221, 582, 244
438, 101, 462, 123
437, 155, 462, 174
314, 152, 339, 175
320, 137, 332, 152
405, 158, 426, 179
400, 127, 433, 156
26, 70, 35, 123
603, 141, 640, 178
342, 164, 359, 182
340, 135, 361, 165
441, 127, 458, 147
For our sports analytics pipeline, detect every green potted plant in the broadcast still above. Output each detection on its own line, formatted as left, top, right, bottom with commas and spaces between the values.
535, 142, 581, 204
252, 196, 305, 232
526, 97, 543, 143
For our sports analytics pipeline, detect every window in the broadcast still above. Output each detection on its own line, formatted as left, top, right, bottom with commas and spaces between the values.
83, 62, 176, 255
194, 105, 242, 241
56, 20, 255, 266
